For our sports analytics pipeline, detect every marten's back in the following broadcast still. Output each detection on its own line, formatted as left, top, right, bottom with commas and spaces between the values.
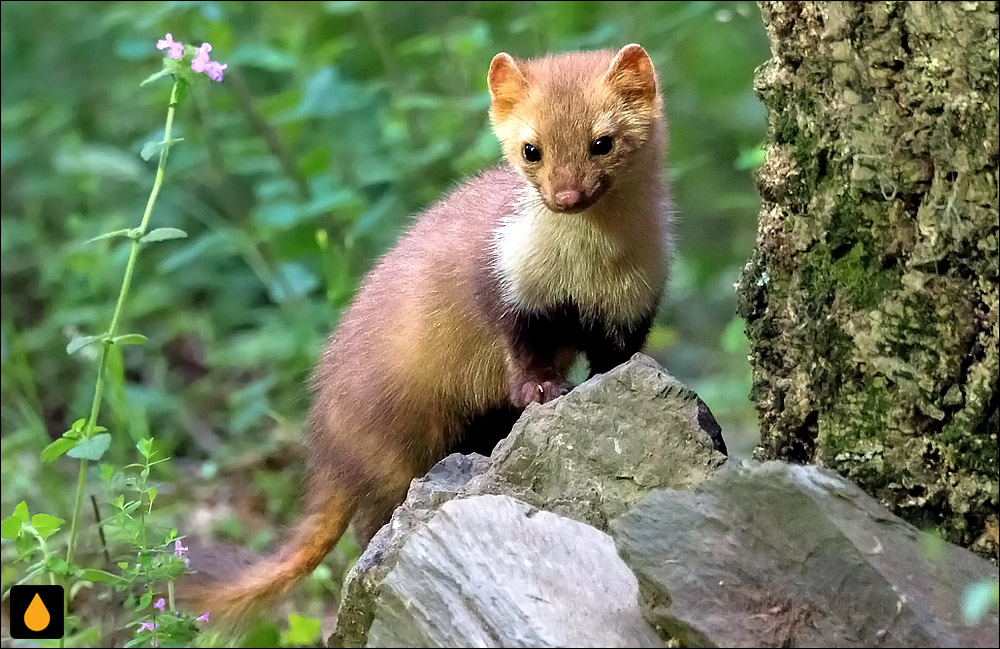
307, 165, 523, 470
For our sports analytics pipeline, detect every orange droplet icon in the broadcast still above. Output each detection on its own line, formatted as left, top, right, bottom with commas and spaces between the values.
25, 592, 51, 632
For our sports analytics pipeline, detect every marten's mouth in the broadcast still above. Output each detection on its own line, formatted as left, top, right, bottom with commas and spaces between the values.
544, 182, 609, 214
545, 200, 591, 214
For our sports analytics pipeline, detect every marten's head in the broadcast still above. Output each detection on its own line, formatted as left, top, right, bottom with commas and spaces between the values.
487, 44, 664, 214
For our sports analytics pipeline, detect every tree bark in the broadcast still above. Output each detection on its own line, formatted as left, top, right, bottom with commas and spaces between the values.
739, 1, 999, 558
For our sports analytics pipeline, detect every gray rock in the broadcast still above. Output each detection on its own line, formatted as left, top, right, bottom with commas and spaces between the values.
331, 355, 724, 647
611, 460, 1000, 648
331, 453, 492, 648
366, 495, 663, 648
489, 353, 729, 529
332, 354, 998, 649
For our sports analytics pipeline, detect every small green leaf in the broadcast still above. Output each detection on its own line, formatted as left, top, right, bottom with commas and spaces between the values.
99, 463, 115, 481
67, 335, 103, 355
41, 437, 79, 463
77, 568, 121, 584
136, 438, 154, 459
12, 501, 29, 524
1, 508, 24, 538
140, 140, 163, 162
15, 532, 34, 560
140, 137, 184, 161
86, 229, 132, 244
284, 614, 322, 645
31, 513, 64, 540
45, 556, 71, 576
138, 591, 152, 609
67, 433, 111, 461
112, 333, 148, 346
147, 488, 157, 506
140, 68, 172, 87
140, 227, 188, 243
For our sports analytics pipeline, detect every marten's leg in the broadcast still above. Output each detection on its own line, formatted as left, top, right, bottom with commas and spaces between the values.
583, 313, 655, 378
349, 454, 418, 548
352, 493, 403, 548
501, 308, 580, 408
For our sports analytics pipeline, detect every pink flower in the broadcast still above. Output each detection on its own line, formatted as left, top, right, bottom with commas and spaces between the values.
137, 621, 160, 633
205, 61, 228, 82
173, 539, 188, 557
189, 42, 227, 82
153, 597, 166, 611
190, 43, 213, 73
156, 33, 184, 60
196, 611, 210, 623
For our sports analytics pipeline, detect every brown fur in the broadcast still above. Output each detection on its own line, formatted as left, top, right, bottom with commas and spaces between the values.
182, 43, 671, 625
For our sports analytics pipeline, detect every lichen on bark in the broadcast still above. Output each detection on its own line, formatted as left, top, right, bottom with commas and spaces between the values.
738, 1, 999, 557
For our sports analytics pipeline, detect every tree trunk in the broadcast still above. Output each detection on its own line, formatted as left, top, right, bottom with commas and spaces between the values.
738, 1, 999, 558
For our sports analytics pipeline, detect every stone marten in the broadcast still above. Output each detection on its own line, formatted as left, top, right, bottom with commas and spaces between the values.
186, 42, 672, 623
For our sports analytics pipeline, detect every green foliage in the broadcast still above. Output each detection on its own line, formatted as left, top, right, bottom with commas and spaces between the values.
1, 1, 770, 644
282, 613, 323, 646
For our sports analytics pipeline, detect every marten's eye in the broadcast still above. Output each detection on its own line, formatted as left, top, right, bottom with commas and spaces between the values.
522, 143, 541, 163
590, 136, 614, 156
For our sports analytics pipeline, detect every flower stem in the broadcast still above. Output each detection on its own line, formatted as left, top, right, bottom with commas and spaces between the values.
61, 78, 183, 648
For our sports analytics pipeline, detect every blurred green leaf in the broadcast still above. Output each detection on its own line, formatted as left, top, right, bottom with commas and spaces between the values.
76, 568, 122, 584
136, 438, 154, 459
41, 436, 79, 463
67, 433, 111, 461
112, 333, 148, 346
86, 228, 132, 244
140, 227, 188, 243
721, 317, 749, 355
66, 334, 103, 355
268, 261, 319, 303
45, 556, 71, 575
139, 68, 172, 87
0, 501, 30, 538
139, 137, 183, 162
283, 613, 322, 646
30, 513, 64, 539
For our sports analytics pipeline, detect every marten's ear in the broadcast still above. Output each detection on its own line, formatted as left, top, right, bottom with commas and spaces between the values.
488, 53, 528, 122
604, 43, 657, 105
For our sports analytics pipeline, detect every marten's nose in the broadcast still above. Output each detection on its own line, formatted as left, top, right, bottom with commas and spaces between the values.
554, 189, 582, 211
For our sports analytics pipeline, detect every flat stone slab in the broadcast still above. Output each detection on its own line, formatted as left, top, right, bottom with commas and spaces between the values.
611, 460, 1000, 648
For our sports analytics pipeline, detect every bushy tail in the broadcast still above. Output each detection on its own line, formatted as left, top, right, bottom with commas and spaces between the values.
181, 490, 353, 625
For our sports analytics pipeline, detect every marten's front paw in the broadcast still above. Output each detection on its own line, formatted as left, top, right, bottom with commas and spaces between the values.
511, 378, 570, 409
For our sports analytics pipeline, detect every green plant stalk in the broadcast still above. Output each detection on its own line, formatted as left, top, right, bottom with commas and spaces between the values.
61, 78, 183, 646
139, 467, 160, 649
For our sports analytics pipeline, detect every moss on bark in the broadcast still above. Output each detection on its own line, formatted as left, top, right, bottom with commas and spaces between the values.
738, 1, 999, 558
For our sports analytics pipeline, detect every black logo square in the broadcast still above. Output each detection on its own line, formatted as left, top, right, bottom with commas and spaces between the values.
9, 584, 65, 639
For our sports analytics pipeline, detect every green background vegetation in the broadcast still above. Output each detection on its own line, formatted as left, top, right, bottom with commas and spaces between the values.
1, 0, 770, 636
